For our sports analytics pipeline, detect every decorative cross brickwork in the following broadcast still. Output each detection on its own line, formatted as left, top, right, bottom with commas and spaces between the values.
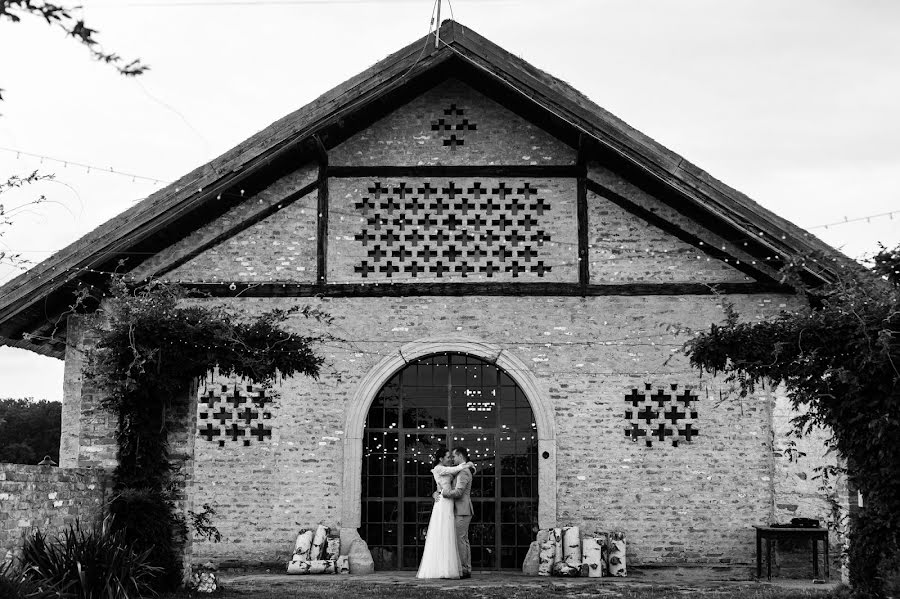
624, 384, 699, 448
196, 383, 275, 448
431, 103, 476, 148
351, 180, 554, 280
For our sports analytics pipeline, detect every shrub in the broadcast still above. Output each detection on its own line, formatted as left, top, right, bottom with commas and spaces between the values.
107, 488, 186, 591
19, 517, 160, 599
0, 560, 52, 599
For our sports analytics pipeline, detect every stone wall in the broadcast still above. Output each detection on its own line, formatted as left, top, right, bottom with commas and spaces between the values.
175, 292, 841, 571
0, 464, 110, 560
62, 316, 117, 470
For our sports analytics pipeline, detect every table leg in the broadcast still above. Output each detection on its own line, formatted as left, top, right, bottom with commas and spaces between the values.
813, 535, 819, 578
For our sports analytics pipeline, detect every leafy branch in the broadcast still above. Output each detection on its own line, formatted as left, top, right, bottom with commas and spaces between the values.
0, 0, 148, 103
684, 245, 900, 597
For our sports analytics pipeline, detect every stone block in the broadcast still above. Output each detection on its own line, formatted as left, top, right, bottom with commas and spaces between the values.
522, 541, 540, 575
347, 538, 374, 575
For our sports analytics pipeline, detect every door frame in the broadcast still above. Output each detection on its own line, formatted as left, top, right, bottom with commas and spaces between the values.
341, 335, 557, 531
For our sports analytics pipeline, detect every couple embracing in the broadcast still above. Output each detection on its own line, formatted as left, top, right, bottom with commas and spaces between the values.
416, 446, 476, 579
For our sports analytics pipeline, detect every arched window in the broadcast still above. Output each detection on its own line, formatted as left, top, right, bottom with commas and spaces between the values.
361, 353, 538, 570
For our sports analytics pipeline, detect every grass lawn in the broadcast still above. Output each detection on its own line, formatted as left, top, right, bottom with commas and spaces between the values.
162, 581, 846, 599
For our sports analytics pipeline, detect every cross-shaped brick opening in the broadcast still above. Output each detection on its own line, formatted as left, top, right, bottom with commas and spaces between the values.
637, 405, 658, 425
355, 197, 376, 211
368, 182, 389, 198
443, 135, 464, 148
507, 231, 527, 247
250, 424, 272, 442
531, 261, 551, 276
480, 262, 501, 277
443, 103, 465, 116
354, 261, 376, 277
626, 389, 644, 407
199, 423, 221, 442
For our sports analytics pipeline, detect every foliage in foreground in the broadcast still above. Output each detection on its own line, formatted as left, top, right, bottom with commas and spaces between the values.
83, 276, 327, 591
684, 245, 900, 598
0, 559, 51, 599
12, 517, 160, 599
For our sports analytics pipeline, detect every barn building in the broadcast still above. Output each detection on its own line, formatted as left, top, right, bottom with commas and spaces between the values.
0, 21, 845, 574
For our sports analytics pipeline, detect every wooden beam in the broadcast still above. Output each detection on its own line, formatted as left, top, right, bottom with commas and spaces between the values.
576, 134, 589, 293
328, 165, 583, 178
315, 136, 329, 286
178, 281, 790, 298
585, 178, 781, 286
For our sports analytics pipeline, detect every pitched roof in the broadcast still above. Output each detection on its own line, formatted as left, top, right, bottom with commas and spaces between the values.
0, 19, 847, 358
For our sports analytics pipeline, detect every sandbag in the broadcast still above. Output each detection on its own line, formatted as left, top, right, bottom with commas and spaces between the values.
311, 525, 329, 560
550, 528, 563, 567
562, 526, 582, 570
293, 529, 314, 560
326, 535, 341, 560
287, 559, 337, 575
608, 531, 626, 577
537, 540, 556, 577
582, 536, 607, 578
337, 555, 351, 574
552, 561, 580, 577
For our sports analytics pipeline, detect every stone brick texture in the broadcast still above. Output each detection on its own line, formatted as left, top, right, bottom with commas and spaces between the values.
140, 165, 318, 283
63, 316, 117, 470
771, 397, 846, 578
330, 79, 576, 167
0, 464, 110, 561
587, 189, 748, 284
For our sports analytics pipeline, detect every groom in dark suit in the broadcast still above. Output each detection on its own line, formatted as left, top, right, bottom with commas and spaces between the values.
442, 446, 474, 578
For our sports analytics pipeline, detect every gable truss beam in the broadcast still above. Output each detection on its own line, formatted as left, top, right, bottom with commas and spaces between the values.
585, 179, 781, 287
315, 135, 329, 286
180, 281, 787, 298
576, 134, 589, 293
328, 165, 583, 178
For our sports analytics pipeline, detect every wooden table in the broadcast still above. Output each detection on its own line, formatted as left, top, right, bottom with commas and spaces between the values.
754, 526, 829, 580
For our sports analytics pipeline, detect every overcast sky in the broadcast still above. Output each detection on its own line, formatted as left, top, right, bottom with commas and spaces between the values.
1, 0, 898, 402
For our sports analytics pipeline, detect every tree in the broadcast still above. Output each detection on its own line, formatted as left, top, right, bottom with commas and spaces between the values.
0, 0, 147, 102
0, 397, 62, 463
684, 244, 900, 597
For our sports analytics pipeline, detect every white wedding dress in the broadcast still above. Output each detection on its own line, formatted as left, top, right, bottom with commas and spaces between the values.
415, 463, 470, 579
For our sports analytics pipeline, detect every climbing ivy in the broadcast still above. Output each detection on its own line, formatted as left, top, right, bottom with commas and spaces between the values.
85, 276, 327, 591
684, 245, 900, 598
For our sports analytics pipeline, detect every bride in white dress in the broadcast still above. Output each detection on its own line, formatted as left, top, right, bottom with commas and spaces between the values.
416, 447, 475, 579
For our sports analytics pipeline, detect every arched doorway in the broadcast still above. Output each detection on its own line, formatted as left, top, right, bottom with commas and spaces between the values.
360, 352, 538, 570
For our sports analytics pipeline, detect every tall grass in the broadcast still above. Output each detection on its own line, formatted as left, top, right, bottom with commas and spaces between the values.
17, 517, 160, 599
0, 560, 52, 599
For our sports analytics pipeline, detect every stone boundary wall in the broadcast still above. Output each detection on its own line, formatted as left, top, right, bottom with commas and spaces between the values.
0, 464, 111, 560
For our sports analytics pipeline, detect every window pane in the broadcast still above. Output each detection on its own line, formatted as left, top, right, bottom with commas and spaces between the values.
362, 353, 537, 571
